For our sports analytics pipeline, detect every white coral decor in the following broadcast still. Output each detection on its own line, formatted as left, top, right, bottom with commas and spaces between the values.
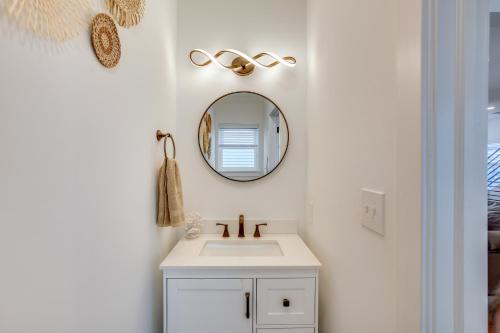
184, 212, 202, 239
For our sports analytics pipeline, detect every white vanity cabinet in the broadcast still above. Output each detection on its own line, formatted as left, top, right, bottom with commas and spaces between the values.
160, 235, 321, 333
163, 271, 319, 333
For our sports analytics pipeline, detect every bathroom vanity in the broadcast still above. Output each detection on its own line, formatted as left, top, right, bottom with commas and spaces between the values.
159, 90, 320, 332
160, 234, 321, 333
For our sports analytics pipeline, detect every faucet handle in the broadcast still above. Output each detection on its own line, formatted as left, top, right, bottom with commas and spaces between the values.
253, 223, 268, 238
216, 223, 230, 238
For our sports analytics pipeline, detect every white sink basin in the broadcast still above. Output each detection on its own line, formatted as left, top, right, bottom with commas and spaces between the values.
200, 240, 284, 257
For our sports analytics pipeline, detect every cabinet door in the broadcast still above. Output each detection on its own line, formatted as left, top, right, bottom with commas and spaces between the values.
167, 279, 253, 333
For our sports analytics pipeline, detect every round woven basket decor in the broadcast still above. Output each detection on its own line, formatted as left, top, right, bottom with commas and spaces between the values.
91, 14, 121, 68
107, 0, 145, 28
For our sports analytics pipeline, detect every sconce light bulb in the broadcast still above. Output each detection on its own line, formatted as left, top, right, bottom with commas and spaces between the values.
190, 49, 225, 69
224, 49, 266, 69
264, 52, 297, 67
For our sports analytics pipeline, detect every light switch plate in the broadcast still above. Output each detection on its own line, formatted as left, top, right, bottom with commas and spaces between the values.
361, 188, 385, 236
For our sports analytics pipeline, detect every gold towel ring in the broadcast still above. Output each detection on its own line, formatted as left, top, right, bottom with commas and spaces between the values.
156, 130, 176, 159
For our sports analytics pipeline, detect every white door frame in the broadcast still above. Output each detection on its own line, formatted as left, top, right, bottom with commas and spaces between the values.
422, 0, 489, 332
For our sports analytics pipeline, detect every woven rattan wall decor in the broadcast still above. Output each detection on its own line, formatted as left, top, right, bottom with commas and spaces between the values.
91, 13, 121, 68
4, 0, 93, 41
106, 0, 144, 28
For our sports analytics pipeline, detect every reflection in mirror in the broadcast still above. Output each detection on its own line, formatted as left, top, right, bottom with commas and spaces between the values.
198, 92, 289, 182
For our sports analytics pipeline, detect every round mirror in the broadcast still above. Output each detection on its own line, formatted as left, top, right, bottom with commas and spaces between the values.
198, 92, 289, 182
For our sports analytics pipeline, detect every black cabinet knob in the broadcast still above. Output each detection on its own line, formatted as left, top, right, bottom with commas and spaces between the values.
283, 298, 290, 307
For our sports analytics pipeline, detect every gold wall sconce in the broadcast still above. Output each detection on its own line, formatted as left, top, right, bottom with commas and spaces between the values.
189, 49, 296, 76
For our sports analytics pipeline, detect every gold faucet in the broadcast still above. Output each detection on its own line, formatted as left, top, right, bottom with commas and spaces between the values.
238, 214, 245, 238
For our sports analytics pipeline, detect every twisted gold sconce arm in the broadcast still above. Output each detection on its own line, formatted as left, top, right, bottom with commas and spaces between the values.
189, 49, 296, 76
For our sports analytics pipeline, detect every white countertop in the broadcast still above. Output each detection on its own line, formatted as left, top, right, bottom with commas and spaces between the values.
159, 234, 321, 270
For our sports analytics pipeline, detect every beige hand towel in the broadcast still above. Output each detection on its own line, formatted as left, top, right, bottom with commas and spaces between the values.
157, 158, 185, 227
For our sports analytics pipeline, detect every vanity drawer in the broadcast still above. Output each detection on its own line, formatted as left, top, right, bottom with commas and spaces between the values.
257, 329, 314, 333
257, 278, 316, 325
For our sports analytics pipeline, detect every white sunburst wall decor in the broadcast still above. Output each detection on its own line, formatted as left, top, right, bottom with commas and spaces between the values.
3, 0, 93, 42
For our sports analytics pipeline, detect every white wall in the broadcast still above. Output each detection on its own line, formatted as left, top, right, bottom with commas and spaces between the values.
0, 1, 178, 332
176, 0, 307, 221
305, 0, 421, 332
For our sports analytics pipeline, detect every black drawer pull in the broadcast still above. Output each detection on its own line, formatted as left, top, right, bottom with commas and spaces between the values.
283, 298, 290, 307
245, 292, 250, 318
